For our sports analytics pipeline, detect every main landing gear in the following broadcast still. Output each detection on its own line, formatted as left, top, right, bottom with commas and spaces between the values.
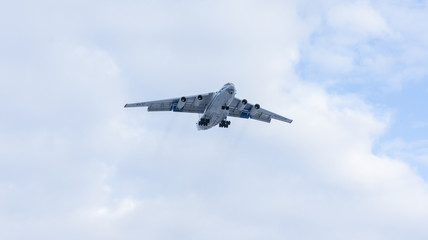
198, 118, 210, 126
219, 120, 231, 128
221, 106, 230, 110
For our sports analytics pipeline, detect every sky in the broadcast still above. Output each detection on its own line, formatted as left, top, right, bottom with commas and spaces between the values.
1, 0, 428, 239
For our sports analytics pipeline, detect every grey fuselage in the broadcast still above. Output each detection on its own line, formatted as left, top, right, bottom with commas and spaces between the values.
197, 83, 236, 130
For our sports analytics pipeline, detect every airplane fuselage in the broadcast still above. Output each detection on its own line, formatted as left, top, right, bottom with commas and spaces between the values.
197, 83, 236, 130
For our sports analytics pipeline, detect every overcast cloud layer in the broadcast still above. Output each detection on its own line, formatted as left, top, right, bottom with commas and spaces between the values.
1, 0, 428, 239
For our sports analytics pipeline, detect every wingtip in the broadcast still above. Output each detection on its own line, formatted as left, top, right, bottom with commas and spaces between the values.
124, 104, 128, 108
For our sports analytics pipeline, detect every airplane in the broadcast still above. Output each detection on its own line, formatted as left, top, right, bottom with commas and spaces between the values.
124, 83, 292, 130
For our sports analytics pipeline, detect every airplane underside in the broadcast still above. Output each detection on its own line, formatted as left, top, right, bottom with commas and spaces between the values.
124, 83, 293, 131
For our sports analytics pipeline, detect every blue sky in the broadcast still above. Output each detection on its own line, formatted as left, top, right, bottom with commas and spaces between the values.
294, 0, 428, 174
1, 0, 428, 239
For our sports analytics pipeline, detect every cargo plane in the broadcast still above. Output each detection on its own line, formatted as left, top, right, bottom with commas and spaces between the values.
124, 83, 292, 130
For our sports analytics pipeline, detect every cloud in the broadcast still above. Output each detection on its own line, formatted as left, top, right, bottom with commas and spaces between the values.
326, 1, 390, 37
1, 0, 428, 239
298, 0, 428, 90
74, 79, 428, 240
380, 138, 428, 170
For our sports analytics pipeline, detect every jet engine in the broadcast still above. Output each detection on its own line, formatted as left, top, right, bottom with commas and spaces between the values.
193, 95, 204, 107
250, 104, 261, 116
238, 99, 248, 110
176, 96, 186, 109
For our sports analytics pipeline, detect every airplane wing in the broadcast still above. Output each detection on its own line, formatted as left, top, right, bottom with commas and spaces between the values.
124, 92, 215, 114
228, 97, 293, 123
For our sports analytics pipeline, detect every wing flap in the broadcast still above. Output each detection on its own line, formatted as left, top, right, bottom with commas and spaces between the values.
124, 102, 150, 108
148, 103, 173, 111
124, 92, 214, 114
250, 111, 272, 123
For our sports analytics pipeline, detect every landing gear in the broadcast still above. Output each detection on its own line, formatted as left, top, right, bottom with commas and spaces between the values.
198, 118, 210, 126
221, 106, 230, 110
219, 120, 231, 128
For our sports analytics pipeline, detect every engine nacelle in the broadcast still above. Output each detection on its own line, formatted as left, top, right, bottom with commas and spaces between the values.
193, 95, 204, 107
250, 104, 260, 116
176, 96, 186, 109
238, 99, 248, 110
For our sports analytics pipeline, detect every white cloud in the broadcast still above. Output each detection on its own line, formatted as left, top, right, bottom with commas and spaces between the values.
327, 1, 390, 37
298, 0, 428, 90
380, 139, 428, 168
1, 0, 428, 239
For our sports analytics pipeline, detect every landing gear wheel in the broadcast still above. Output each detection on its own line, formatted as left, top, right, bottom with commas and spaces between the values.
219, 120, 231, 128
198, 118, 210, 126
